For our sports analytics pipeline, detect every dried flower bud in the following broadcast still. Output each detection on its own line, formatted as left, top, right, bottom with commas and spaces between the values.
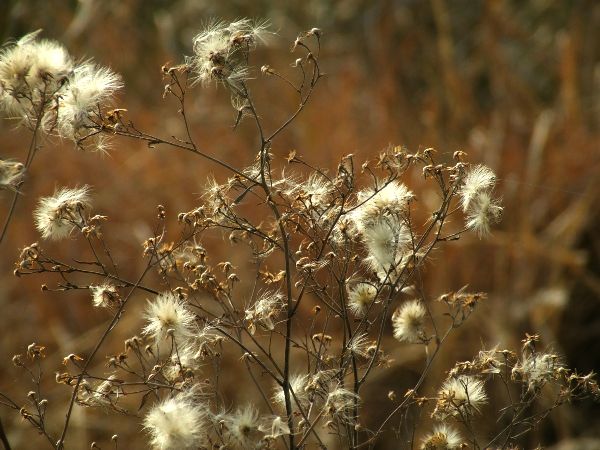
308, 28, 322, 37
312, 333, 332, 343
261, 65, 274, 75
27, 343, 46, 359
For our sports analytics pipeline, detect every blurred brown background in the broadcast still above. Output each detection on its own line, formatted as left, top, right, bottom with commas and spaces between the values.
0, 0, 598, 448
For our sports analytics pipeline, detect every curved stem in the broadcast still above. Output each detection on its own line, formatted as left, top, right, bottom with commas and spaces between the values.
0, 109, 43, 246
57, 263, 152, 449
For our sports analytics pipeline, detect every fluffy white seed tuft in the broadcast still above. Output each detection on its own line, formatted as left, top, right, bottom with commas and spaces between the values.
143, 292, 196, 344
458, 165, 502, 238
273, 373, 310, 412
223, 405, 262, 449
351, 181, 413, 279
465, 191, 503, 238
0, 31, 73, 117
187, 19, 270, 87
164, 344, 201, 382
513, 352, 561, 391
259, 416, 290, 441
421, 424, 463, 450
459, 165, 496, 212
245, 290, 284, 334
435, 375, 487, 418
347, 282, 377, 317
50, 62, 122, 146
324, 387, 360, 423
143, 391, 209, 450
89, 282, 120, 309
352, 180, 413, 232
362, 217, 411, 279
33, 186, 91, 240
392, 300, 427, 343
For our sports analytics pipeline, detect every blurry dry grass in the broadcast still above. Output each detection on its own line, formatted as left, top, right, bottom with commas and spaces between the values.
0, 0, 598, 448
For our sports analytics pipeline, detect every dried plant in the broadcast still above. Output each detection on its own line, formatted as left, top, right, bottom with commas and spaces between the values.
0, 20, 597, 450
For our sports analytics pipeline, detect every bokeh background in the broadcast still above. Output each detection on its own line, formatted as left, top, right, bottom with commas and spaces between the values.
0, 0, 598, 448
